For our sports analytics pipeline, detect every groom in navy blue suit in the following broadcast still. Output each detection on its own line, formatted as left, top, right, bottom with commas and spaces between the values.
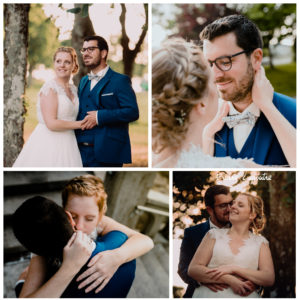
178, 185, 232, 297
76, 36, 139, 167
200, 15, 296, 166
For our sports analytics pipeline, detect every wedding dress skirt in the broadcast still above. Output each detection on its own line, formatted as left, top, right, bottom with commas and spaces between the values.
192, 228, 268, 298
13, 79, 82, 167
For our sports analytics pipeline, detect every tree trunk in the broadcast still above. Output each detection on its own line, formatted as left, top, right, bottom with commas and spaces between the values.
71, 4, 95, 86
4, 4, 30, 167
266, 172, 295, 297
120, 4, 148, 78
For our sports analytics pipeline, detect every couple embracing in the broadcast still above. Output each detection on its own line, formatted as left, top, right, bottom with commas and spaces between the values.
152, 15, 296, 168
178, 185, 274, 298
13, 35, 139, 167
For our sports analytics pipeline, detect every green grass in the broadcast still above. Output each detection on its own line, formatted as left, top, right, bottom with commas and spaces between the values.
265, 62, 296, 98
24, 80, 148, 166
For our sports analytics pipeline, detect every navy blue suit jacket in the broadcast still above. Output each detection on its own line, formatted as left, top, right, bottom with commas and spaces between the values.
62, 231, 136, 298
215, 92, 296, 166
76, 68, 139, 164
178, 221, 210, 298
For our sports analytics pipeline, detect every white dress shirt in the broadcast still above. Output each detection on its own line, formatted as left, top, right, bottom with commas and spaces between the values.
89, 65, 110, 90
227, 101, 260, 153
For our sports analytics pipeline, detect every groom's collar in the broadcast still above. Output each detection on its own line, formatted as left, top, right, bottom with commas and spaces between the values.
209, 218, 230, 229
90, 65, 110, 78
228, 101, 261, 117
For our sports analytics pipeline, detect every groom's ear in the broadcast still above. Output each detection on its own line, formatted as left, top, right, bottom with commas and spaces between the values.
65, 210, 76, 230
101, 49, 108, 60
251, 48, 263, 72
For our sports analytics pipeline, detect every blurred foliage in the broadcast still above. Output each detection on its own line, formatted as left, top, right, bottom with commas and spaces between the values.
265, 63, 296, 97
153, 4, 296, 68
28, 4, 60, 84
239, 4, 296, 65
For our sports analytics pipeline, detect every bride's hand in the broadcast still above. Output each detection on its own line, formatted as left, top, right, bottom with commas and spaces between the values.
62, 231, 94, 273
252, 66, 274, 113
206, 265, 236, 280
228, 276, 254, 297
203, 101, 230, 139
76, 249, 121, 293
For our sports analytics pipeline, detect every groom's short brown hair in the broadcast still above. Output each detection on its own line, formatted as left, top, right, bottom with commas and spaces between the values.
200, 14, 263, 55
204, 185, 230, 208
84, 35, 109, 59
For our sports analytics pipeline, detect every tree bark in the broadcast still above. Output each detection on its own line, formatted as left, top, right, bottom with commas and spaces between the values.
4, 4, 30, 167
266, 172, 295, 297
71, 4, 95, 86
120, 4, 148, 78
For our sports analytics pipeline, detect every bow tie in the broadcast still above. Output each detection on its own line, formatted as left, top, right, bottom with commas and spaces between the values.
88, 74, 101, 81
222, 111, 258, 129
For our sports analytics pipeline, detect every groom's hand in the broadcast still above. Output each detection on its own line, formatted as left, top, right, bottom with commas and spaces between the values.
81, 111, 97, 130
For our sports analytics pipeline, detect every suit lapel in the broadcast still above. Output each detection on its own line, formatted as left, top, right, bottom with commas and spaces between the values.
214, 126, 229, 157
78, 76, 89, 99
251, 114, 275, 164
95, 68, 113, 99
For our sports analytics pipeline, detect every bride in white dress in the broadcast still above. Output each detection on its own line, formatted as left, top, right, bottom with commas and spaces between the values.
189, 193, 275, 298
13, 47, 83, 167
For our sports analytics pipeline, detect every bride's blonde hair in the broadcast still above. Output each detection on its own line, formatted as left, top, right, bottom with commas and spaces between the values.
242, 193, 266, 234
152, 38, 210, 153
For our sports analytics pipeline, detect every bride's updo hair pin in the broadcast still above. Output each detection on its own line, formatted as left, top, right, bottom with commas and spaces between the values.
241, 193, 266, 234
53, 47, 79, 75
152, 38, 210, 153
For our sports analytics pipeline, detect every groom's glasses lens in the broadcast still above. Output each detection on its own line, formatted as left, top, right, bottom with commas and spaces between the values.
209, 50, 250, 72
80, 47, 100, 54
216, 201, 233, 209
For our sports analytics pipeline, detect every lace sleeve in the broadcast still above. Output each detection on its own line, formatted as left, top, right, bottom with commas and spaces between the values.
206, 228, 218, 240
252, 233, 269, 247
38, 80, 59, 98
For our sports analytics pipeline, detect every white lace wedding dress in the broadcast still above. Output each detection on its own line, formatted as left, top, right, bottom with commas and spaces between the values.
153, 145, 249, 168
13, 79, 82, 167
193, 228, 268, 298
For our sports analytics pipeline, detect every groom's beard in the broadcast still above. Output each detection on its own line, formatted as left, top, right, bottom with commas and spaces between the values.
215, 60, 254, 104
83, 56, 102, 70
214, 211, 230, 227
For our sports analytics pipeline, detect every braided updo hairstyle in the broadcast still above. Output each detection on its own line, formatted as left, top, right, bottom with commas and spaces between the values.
152, 38, 210, 153
242, 193, 266, 234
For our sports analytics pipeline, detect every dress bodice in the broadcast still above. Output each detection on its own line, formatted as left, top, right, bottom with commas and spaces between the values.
208, 228, 268, 270
192, 228, 268, 298
37, 79, 79, 124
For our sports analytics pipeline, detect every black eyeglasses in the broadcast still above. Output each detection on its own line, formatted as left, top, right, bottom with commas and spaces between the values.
215, 201, 233, 210
80, 47, 100, 54
208, 50, 252, 72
